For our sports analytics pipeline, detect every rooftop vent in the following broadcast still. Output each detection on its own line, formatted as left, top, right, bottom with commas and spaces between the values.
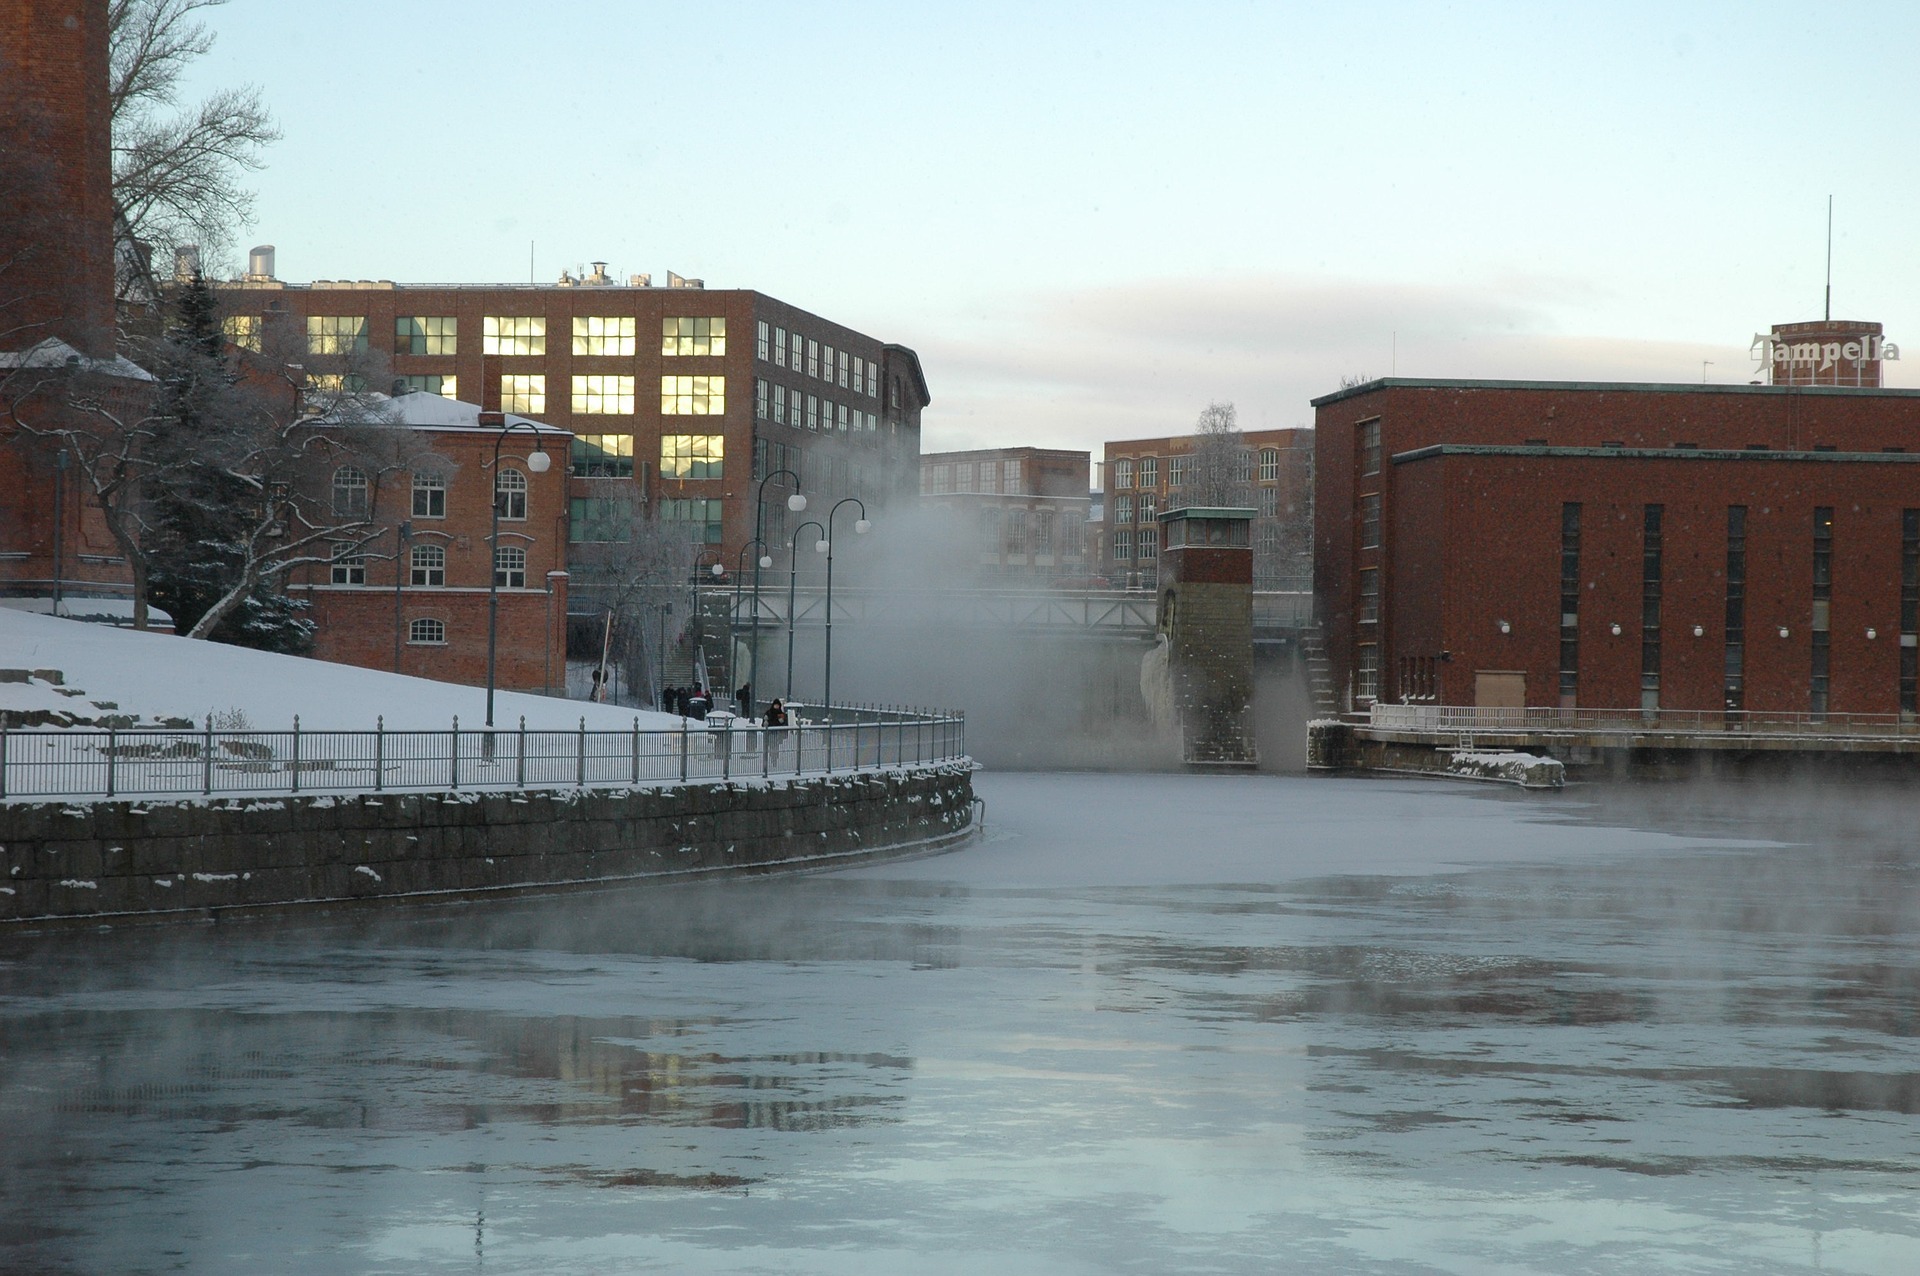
666, 272, 704, 289
173, 244, 201, 281
247, 244, 275, 281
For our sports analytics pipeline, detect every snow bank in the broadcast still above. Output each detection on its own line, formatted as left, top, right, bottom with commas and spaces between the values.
0, 608, 680, 732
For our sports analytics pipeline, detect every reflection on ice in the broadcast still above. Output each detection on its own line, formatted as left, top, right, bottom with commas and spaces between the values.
2, 772, 1917, 1274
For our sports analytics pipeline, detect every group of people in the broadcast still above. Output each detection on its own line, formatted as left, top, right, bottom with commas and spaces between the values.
661, 684, 714, 719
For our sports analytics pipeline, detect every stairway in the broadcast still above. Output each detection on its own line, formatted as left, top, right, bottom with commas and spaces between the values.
1301, 628, 1340, 719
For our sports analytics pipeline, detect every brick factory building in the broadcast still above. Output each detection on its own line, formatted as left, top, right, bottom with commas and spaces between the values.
1314, 378, 1920, 717
918, 447, 1092, 582
1101, 428, 1312, 591
284, 393, 572, 693
215, 261, 930, 622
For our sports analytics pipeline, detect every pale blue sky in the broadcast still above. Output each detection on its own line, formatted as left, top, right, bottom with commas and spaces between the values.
181, 0, 1920, 451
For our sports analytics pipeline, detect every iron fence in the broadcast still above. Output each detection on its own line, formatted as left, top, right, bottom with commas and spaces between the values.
0, 706, 967, 802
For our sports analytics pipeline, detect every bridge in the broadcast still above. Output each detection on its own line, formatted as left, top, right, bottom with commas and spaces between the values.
697, 586, 1315, 643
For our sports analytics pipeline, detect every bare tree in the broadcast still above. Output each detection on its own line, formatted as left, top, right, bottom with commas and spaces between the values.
109, 0, 279, 284
567, 493, 702, 705
1186, 400, 1252, 508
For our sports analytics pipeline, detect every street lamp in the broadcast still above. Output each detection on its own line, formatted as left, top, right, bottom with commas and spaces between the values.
748, 469, 805, 717
730, 537, 768, 699
391, 519, 412, 672
785, 521, 826, 703
822, 497, 871, 712
485, 417, 551, 729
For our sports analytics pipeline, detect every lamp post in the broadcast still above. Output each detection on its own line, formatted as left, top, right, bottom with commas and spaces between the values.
822, 497, 871, 713
748, 469, 806, 716
485, 416, 551, 729
51, 448, 68, 618
784, 521, 826, 703
391, 519, 412, 673
730, 537, 769, 699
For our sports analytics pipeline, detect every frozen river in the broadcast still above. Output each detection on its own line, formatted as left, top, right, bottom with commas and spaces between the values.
2, 772, 1916, 1274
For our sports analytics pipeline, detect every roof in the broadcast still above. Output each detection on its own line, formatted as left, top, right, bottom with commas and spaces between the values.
0, 337, 154, 381
305, 391, 568, 435
1394, 443, 1920, 465
884, 343, 932, 408
1310, 376, 1920, 409
1158, 506, 1257, 521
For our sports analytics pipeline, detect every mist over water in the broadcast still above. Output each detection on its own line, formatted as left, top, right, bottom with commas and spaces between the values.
3, 772, 1916, 1273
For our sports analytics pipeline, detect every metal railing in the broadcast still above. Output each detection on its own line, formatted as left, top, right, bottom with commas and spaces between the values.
0, 705, 967, 802
1368, 703, 1920, 739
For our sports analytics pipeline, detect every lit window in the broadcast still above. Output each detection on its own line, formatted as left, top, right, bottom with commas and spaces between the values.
411, 472, 446, 519
661, 497, 724, 543
408, 618, 446, 645
306, 315, 367, 355
838, 349, 850, 389
661, 434, 724, 479
660, 375, 725, 415
570, 374, 635, 414
501, 374, 545, 414
401, 374, 457, 398
1139, 457, 1158, 488
1115, 494, 1134, 525
1259, 448, 1279, 482
223, 315, 261, 352
569, 497, 630, 543
773, 326, 788, 368
571, 433, 633, 478
773, 384, 788, 425
661, 316, 726, 356
331, 466, 369, 516
755, 378, 769, 420
483, 315, 546, 356
305, 371, 367, 395
494, 545, 527, 588
572, 316, 635, 356
410, 543, 446, 586
495, 468, 528, 520
330, 544, 366, 585
396, 316, 456, 355
756, 320, 769, 361
1112, 458, 1133, 489
807, 339, 819, 378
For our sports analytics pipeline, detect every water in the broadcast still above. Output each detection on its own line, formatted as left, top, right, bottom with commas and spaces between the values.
2, 773, 1916, 1273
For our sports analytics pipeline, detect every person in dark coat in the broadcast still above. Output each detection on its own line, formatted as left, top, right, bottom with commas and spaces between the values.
764, 698, 789, 765
686, 684, 711, 720
735, 683, 752, 719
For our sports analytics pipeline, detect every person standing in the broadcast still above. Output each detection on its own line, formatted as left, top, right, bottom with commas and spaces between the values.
735, 683, 752, 719
764, 698, 789, 766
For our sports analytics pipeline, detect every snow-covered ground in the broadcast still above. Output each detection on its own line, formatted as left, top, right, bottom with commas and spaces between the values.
0, 607, 679, 731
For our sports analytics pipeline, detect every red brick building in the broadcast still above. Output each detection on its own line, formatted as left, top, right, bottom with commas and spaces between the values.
284, 393, 572, 693
919, 447, 1091, 581
1314, 378, 1920, 717
215, 266, 929, 621
1102, 428, 1312, 590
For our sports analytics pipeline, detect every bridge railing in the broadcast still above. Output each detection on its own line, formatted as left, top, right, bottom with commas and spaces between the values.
702, 584, 1315, 631
1369, 703, 1920, 738
0, 706, 968, 802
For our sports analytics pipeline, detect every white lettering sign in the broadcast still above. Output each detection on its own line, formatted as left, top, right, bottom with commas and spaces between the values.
1750, 333, 1901, 368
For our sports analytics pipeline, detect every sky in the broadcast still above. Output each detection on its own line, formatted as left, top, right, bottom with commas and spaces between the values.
175, 0, 1920, 453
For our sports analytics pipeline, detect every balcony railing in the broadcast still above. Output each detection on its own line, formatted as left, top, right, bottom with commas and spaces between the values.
0, 706, 966, 802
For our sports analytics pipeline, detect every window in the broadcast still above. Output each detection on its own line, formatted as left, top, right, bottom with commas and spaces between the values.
807, 338, 819, 378
1643, 505, 1664, 709
755, 378, 769, 420
1139, 494, 1156, 523
1139, 456, 1158, 488
756, 320, 769, 361
1113, 529, 1134, 561
1259, 448, 1280, 482
223, 315, 261, 352
661, 434, 724, 479
306, 315, 367, 355
838, 349, 850, 389
1359, 567, 1379, 624
569, 497, 630, 543
330, 544, 366, 585
570, 374, 634, 414
1356, 645, 1379, 702
1260, 487, 1278, 516
1003, 458, 1021, 491
1901, 509, 1918, 716
331, 466, 369, 516
571, 433, 633, 478
561, 315, 632, 357
773, 325, 787, 367
408, 617, 446, 645
806, 393, 819, 430
790, 330, 803, 371
866, 362, 878, 398
661, 497, 724, 543
1138, 525, 1158, 560
1035, 511, 1055, 558
1724, 506, 1745, 712
773, 383, 788, 425
411, 472, 446, 519
494, 545, 526, 588
660, 374, 725, 415
1170, 455, 1190, 489
501, 374, 545, 414
1360, 493, 1380, 549
1114, 494, 1133, 525
306, 371, 368, 395
1004, 510, 1028, 558
496, 468, 528, 520
396, 316, 456, 355
400, 374, 457, 398
823, 345, 836, 384
853, 355, 865, 395
410, 543, 446, 586
1358, 419, 1382, 475
483, 316, 545, 355
836, 402, 849, 432
1113, 458, 1134, 489
956, 462, 976, 492
662, 316, 726, 356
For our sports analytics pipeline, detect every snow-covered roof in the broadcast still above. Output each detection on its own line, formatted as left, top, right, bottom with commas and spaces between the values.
303, 391, 568, 437
0, 336, 154, 381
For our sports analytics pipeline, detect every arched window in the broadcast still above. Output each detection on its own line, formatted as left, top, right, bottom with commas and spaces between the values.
331, 466, 368, 516
494, 545, 526, 588
495, 467, 528, 520
410, 543, 446, 586
1259, 448, 1280, 483
408, 618, 446, 645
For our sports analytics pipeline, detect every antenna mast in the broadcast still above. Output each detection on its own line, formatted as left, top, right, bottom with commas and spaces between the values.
1824, 196, 1833, 322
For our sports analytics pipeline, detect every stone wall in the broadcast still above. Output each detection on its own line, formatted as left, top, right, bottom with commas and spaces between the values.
0, 764, 974, 925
